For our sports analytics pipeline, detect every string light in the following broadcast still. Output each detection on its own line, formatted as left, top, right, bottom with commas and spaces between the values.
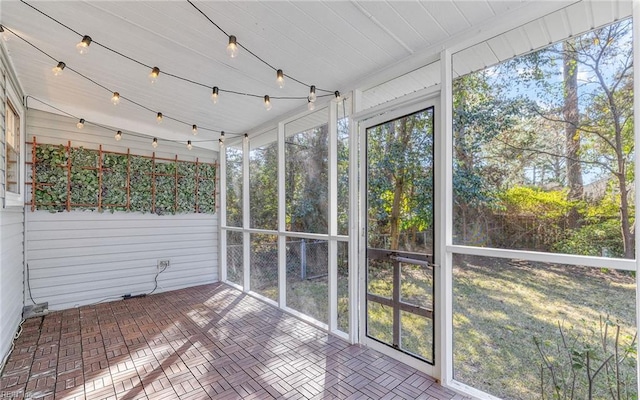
309, 85, 316, 103
52, 61, 66, 76
187, 140, 193, 150
334, 91, 341, 102
0, 25, 9, 42
220, 131, 225, 143
276, 69, 285, 89
211, 86, 219, 104
29, 96, 232, 152
192, 124, 198, 135
227, 35, 238, 58
149, 66, 160, 83
17, 1, 340, 105
264, 95, 272, 111
115, 130, 122, 141
76, 35, 92, 54
111, 92, 120, 105
152, 138, 158, 148
156, 112, 163, 124
76, 118, 85, 129
307, 98, 315, 111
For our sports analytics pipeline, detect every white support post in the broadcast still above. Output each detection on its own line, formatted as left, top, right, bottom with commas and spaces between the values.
219, 140, 227, 282
438, 48, 454, 385
329, 103, 338, 332
350, 90, 363, 344
242, 134, 251, 292
633, 1, 640, 393
278, 122, 287, 308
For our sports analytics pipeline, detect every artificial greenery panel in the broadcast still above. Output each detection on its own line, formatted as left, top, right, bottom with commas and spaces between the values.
32, 143, 216, 215
102, 153, 128, 212
34, 144, 68, 212
177, 162, 197, 214
70, 147, 99, 208
197, 163, 217, 213
129, 155, 153, 213
154, 161, 176, 215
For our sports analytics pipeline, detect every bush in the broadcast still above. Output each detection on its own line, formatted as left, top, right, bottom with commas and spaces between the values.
554, 219, 624, 258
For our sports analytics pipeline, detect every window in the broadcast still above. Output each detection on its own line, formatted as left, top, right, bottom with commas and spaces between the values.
450, 18, 637, 399
5, 96, 22, 206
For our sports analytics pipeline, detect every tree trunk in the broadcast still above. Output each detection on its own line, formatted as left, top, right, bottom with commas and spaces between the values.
563, 40, 583, 229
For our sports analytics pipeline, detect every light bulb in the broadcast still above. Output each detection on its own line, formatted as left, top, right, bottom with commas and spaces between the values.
192, 125, 198, 135
264, 95, 272, 111
76, 35, 92, 54
156, 112, 163, 124
307, 98, 315, 111
334, 91, 341, 102
111, 92, 120, 105
211, 86, 219, 104
187, 140, 193, 151
152, 138, 158, 148
52, 61, 66, 76
227, 35, 238, 58
149, 66, 160, 84
115, 130, 122, 141
276, 69, 285, 89
77, 118, 85, 129
220, 131, 225, 143
0, 25, 9, 42
309, 85, 316, 103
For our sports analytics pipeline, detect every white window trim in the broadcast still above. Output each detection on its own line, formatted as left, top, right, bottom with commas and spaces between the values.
4, 81, 24, 208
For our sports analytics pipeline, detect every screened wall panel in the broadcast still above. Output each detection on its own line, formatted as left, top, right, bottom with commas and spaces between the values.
249, 130, 277, 231
225, 144, 243, 227
284, 111, 329, 234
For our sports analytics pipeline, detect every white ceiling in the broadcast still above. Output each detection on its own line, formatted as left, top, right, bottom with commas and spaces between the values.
0, 1, 573, 149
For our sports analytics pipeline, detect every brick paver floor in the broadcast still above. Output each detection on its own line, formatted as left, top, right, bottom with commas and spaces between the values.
1, 283, 467, 399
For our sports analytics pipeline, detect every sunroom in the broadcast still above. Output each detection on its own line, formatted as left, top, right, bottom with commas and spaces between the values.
0, 1, 638, 399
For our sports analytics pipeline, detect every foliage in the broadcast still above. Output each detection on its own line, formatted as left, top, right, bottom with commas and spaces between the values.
197, 163, 217, 213
33, 143, 216, 215
34, 144, 67, 212
129, 155, 153, 213
535, 317, 637, 399
250, 141, 278, 230
102, 153, 128, 212
498, 187, 579, 219
225, 147, 243, 226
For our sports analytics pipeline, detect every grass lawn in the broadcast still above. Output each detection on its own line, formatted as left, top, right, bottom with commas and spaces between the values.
453, 255, 637, 399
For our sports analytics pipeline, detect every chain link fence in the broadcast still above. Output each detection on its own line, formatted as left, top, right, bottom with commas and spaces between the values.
227, 239, 349, 290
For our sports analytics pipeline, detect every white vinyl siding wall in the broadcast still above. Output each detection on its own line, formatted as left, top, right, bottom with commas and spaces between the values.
0, 47, 25, 368
25, 109, 218, 310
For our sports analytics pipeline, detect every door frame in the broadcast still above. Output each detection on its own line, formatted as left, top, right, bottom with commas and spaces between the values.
355, 90, 441, 377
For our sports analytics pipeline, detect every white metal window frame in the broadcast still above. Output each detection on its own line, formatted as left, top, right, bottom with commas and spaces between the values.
220, 102, 352, 341
218, 2, 640, 398
4, 81, 24, 207
438, 5, 640, 400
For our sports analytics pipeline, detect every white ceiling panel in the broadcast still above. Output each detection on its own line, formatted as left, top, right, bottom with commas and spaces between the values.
452, 0, 631, 80
1, 0, 602, 148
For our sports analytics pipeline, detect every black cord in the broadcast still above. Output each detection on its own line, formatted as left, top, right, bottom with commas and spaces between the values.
17, 0, 335, 100
186, 0, 334, 94
25, 263, 38, 305
26, 96, 228, 143
148, 264, 168, 295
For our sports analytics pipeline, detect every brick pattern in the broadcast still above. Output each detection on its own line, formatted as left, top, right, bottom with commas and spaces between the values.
1, 284, 468, 399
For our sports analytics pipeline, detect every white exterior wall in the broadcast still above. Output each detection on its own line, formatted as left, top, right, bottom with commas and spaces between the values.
25, 109, 219, 310
0, 47, 25, 367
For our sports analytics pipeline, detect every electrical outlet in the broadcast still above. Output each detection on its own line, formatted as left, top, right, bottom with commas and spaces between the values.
158, 259, 170, 270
